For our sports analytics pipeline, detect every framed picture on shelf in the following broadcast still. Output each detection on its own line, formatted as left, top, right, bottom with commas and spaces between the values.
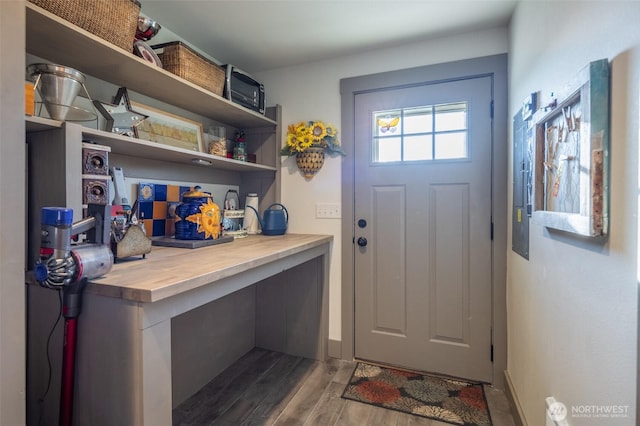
131, 102, 204, 152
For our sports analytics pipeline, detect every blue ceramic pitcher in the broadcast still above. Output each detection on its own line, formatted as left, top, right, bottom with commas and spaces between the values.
174, 186, 221, 240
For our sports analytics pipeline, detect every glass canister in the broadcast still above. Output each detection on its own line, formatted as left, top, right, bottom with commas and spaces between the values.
206, 126, 227, 156
174, 186, 221, 240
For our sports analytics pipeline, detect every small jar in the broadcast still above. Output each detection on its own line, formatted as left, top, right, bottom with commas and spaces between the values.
233, 142, 247, 162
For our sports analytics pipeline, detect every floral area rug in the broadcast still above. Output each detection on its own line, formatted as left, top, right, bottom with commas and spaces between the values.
342, 362, 492, 426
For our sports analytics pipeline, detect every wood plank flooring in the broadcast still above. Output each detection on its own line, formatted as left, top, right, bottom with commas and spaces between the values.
173, 348, 515, 426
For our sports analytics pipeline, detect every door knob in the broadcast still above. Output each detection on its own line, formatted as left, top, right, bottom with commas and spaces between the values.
357, 237, 368, 247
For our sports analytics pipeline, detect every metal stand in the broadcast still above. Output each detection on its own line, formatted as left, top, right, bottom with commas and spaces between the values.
31, 71, 98, 125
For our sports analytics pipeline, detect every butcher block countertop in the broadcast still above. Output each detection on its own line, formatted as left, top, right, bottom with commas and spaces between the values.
88, 234, 332, 303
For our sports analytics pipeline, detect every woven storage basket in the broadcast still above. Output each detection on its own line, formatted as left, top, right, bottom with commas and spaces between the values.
152, 42, 225, 96
28, 0, 140, 52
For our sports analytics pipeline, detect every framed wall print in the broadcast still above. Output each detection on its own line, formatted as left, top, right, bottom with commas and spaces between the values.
532, 59, 609, 237
131, 102, 204, 152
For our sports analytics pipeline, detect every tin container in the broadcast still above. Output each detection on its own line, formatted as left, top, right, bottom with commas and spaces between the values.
243, 193, 260, 234
222, 189, 247, 238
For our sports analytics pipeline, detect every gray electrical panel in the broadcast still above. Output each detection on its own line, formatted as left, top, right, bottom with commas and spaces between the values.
512, 107, 532, 259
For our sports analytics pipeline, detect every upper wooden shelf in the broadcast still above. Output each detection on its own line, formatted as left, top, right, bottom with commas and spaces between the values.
24, 114, 61, 132
25, 116, 277, 172
25, 2, 276, 129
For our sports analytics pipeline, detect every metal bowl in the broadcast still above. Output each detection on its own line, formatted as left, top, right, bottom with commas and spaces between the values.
136, 17, 162, 41
27, 63, 85, 85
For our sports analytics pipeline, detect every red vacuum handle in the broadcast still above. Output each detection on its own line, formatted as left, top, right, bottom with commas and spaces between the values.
59, 317, 78, 426
59, 277, 88, 426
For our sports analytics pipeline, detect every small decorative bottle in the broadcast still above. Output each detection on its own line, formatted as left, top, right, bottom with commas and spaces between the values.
233, 130, 247, 162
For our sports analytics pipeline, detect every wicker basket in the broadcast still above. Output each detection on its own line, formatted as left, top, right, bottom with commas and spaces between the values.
152, 42, 226, 96
28, 0, 140, 52
296, 147, 325, 179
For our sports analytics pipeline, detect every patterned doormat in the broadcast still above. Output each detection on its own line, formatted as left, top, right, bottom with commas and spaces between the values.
342, 362, 492, 426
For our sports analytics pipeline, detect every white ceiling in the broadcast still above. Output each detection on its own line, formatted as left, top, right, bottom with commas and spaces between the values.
141, 0, 518, 73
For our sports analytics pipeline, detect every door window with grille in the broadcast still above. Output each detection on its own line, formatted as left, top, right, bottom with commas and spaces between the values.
372, 102, 468, 163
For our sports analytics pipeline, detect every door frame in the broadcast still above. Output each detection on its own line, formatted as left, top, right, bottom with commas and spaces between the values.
340, 54, 508, 388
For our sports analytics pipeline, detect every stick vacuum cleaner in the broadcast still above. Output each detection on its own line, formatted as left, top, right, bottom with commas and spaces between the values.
34, 206, 113, 426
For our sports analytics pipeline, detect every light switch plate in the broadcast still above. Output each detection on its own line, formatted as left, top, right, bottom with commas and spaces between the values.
316, 203, 341, 219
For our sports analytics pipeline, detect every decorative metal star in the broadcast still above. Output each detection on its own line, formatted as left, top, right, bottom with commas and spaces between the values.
93, 87, 147, 138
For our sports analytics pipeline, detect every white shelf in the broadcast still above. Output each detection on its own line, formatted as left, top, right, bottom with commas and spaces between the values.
25, 116, 277, 172
24, 115, 61, 132
25, 2, 276, 129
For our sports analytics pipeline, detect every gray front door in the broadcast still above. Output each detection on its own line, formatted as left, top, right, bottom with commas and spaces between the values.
353, 75, 494, 382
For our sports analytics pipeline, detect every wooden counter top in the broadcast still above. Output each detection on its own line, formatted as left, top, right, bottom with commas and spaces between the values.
88, 234, 332, 303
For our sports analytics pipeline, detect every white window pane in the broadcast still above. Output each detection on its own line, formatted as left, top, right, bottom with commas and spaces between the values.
404, 107, 433, 134
435, 103, 467, 132
435, 132, 467, 159
376, 137, 402, 163
405, 135, 433, 161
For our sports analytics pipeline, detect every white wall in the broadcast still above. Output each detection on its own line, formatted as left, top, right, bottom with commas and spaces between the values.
255, 27, 508, 341
508, 2, 639, 425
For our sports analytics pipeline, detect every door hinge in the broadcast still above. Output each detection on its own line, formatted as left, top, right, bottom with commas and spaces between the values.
490, 100, 494, 119
491, 344, 494, 362
490, 222, 494, 240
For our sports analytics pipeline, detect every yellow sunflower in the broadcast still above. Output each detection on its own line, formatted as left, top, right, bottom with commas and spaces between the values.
310, 121, 327, 142
286, 132, 299, 149
325, 123, 338, 138
298, 133, 314, 151
294, 122, 310, 137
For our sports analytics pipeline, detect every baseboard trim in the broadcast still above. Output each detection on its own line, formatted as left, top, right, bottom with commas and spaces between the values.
328, 338, 342, 359
504, 370, 527, 426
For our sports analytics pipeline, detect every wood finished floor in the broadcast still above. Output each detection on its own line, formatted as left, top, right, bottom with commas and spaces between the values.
173, 348, 515, 426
